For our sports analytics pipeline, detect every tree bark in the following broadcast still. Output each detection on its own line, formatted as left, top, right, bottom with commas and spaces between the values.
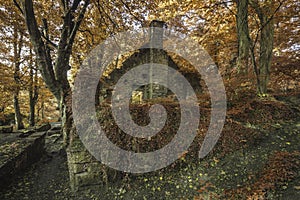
13, 92, 24, 130
236, 0, 250, 73
257, 16, 274, 94
18, 0, 90, 146
13, 22, 24, 130
250, 0, 275, 95
29, 58, 38, 127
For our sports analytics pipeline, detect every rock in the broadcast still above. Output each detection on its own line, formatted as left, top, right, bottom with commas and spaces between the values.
35, 123, 51, 132
49, 122, 62, 131
19, 130, 35, 138
50, 126, 61, 131
47, 130, 61, 136
0, 126, 13, 134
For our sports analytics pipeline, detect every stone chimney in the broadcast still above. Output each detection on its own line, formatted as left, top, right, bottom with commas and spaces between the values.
149, 20, 165, 48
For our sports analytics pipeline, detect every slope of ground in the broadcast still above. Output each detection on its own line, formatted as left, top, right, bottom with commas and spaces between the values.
0, 94, 299, 200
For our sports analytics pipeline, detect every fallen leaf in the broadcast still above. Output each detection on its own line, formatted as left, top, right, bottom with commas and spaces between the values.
294, 186, 300, 190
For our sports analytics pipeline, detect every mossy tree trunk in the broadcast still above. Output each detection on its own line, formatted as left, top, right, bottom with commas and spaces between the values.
257, 15, 274, 95
28, 48, 39, 127
17, 0, 90, 144
236, 0, 250, 73
250, 0, 276, 96
13, 22, 24, 130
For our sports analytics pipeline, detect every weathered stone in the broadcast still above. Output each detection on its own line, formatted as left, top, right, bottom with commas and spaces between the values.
49, 122, 62, 131
18, 130, 35, 138
0, 131, 46, 187
68, 139, 87, 153
70, 163, 88, 174
47, 130, 61, 136
67, 149, 95, 164
87, 162, 106, 174
69, 164, 105, 192
0, 126, 13, 134
28, 131, 47, 139
67, 138, 108, 192
75, 171, 103, 186
35, 123, 51, 132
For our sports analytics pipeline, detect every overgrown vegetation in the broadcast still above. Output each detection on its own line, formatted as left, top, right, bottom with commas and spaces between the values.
0, 0, 299, 199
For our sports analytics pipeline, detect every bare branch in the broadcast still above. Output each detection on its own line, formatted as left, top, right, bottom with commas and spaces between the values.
68, 0, 90, 47
40, 34, 58, 49
120, 0, 144, 23
250, 0, 286, 31
13, 0, 24, 15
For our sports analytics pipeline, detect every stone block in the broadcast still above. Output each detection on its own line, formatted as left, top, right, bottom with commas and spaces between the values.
0, 126, 13, 134
70, 163, 88, 174
49, 122, 62, 131
87, 162, 105, 174
35, 123, 51, 132
18, 130, 35, 138
75, 171, 103, 186
47, 130, 60, 136
68, 139, 87, 152
67, 150, 96, 164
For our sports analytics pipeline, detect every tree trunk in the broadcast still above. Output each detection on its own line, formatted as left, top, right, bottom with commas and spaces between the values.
37, 97, 44, 123
18, 0, 94, 192
258, 16, 274, 95
60, 86, 74, 146
13, 22, 24, 130
29, 96, 35, 126
29, 77, 38, 126
29, 49, 38, 127
236, 0, 250, 73
249, 0, 276, 95
19, 0, 89, 139
13, 92, 24, 130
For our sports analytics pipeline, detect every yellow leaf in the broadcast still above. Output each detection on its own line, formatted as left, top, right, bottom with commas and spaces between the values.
294, 186, 300, 190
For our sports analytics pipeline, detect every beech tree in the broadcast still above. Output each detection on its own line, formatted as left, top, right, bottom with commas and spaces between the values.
28, 48, 38, 126
12, 22, 25, 130
249, 0, 282, 95
14, 0, 90, 143
236, 0, 250, 72
0, 0, 27, 129
235, 0, 285, 95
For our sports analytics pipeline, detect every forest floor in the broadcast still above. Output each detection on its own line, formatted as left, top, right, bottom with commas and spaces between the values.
0, 93, 299, 200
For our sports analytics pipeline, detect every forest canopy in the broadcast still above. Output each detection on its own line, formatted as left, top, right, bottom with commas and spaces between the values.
0, 0, 299, 134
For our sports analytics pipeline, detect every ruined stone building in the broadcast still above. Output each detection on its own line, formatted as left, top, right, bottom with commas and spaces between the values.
68, 20, 203, 192
98, 20, 202, 104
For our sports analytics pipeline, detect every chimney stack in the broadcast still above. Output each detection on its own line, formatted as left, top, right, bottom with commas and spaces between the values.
149, 20, 165, 48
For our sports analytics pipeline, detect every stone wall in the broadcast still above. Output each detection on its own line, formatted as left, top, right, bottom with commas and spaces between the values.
0, 131, 46, 187
67, 138, 104, 192
0, 126, 13, 134
67, 136, 124, 192
67, 102, 201, 192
